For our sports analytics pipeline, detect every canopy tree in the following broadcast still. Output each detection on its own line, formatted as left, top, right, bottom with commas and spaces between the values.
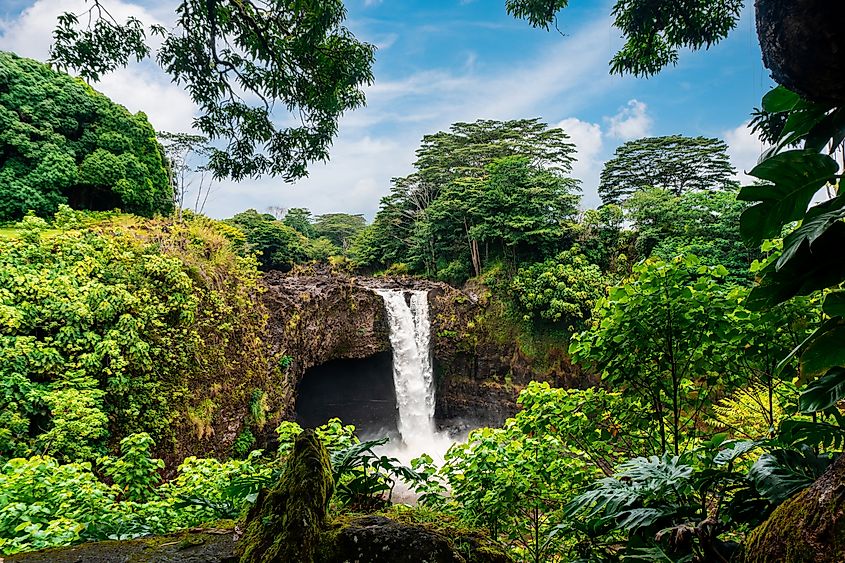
598, 135, 736, 205
624, 186, 755, 279
425, 156, 580, 277
0, 52, 171, 221
313, 213, 366, 251
358, 118, 578, 275
49, 0, 375, 182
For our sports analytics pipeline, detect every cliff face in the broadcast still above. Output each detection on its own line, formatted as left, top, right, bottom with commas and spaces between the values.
259, 272, 584, 435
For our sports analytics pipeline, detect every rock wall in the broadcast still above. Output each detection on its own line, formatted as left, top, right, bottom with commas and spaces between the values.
260, 271, 585, 436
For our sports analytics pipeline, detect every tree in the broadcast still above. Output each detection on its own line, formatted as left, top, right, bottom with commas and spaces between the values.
227, 210, 308, 271
425, 156, 580, 277
0, 52, 171, 220
312, 213, 366, 252
507, 0, 743, 76
570, 255, 738, 455
282, 208, 315, 238
49, 0, 375, 181
157, 131, 214, 218
510, 246, 605, 331
623, 186, 755, 280
598, 135, 736, 205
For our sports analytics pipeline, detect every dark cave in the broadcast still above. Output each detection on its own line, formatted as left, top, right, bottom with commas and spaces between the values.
294, 351, 399, 438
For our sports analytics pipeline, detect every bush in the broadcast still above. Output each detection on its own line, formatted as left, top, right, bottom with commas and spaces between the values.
0, 208, 271, 461
510, 246, 605, 330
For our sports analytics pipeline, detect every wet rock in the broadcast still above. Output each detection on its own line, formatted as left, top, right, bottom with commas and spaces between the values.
318, 515, 511, 563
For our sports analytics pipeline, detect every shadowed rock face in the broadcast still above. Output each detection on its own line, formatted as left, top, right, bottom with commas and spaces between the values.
756, 0, 845, 104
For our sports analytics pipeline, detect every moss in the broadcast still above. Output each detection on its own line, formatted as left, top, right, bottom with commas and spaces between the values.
186, 399, 215, 439
236, 429, 334, 563
742, 455, 845, 563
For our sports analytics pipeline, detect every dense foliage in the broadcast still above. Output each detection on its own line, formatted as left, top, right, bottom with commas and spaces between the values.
599, 135, 736, 205
0, 52, 171, 221
226, 209, 309, 271
0, 208, 272, 462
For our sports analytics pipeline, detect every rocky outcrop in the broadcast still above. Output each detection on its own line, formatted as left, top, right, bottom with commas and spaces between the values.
742, 453, 845, 562
261, 271, 585, 434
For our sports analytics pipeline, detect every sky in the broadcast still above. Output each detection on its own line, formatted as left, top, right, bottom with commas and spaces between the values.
0, 0, 774, 219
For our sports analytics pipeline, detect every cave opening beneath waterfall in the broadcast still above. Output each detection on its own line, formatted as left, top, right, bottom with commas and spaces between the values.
294, 351, 400, 440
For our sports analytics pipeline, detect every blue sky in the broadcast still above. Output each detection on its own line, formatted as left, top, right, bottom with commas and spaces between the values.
0, 0, 773, 218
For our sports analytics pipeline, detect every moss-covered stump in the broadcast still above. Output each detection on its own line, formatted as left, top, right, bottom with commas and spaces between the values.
5, 529, 237, 563
236, 429, 334, 563
317, 515, 511, 563
743, 454, 845, 562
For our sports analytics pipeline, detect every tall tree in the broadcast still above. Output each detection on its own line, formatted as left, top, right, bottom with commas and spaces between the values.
49, 0, 375, 181
157, 131, 214, 218
426, 156, 580, 277
598, 135, 736, 205
0, 52, 171, 221
360, 118, 578, 274
313, 213, 366, 251
282, 208, 315, 238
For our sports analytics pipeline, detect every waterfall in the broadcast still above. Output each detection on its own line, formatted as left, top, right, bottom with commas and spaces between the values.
375, 289, 438, 449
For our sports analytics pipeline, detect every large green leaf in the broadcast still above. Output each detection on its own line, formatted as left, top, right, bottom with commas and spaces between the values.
761, 86, 801, 113
823, 292, 845, 317
747, 222, 845, 309
779, 419, 845, 451
747, 448, 832, 505
799, 366, 845, 413
777, 195, 845, 269
738, 150, 839, 244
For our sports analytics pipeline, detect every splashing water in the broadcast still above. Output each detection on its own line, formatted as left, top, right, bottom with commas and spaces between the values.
375, 289, 452, 464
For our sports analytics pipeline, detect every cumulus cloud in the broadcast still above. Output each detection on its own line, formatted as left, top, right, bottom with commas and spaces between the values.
605, 99, 652, 141
723, 120, 768, 183
0, 0, 197, 133
557, 117, 603, 206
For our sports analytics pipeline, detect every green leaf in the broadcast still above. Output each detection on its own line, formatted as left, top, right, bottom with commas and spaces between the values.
748, 448, 832, 505
779, 419, 845, 450
778, 195, 845, 269
738, 150, 839, 244
800, 323, 845, 382
823, 292, 845, 317
761, 86, 801, 113
799, 366, 845, 413
747, 222, 845, 309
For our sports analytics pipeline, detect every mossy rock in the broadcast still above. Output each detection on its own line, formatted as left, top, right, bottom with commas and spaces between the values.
316, 515, 511, 563
742, 453, 845, 562
236, 429, 334, 563
5, 529, 237, 563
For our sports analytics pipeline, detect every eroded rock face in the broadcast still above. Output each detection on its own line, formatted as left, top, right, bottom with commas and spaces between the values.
261, 272, 585, 435
756, 0, 845, 104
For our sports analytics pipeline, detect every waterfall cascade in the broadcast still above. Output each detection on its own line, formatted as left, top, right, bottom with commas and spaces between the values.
375, 289, 443, 454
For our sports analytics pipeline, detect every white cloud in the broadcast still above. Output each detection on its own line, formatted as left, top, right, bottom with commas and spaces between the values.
605, 99, 652, 141
557, 117, 603, 206
723, 120, 768, 183
0, 0, 197, 133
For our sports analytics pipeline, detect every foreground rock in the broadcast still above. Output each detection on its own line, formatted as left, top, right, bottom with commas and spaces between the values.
742, 453, 845, 562
10, 431, 511, 563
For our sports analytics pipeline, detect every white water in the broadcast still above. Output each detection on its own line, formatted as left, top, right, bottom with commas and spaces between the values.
375, 289, 452, 464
